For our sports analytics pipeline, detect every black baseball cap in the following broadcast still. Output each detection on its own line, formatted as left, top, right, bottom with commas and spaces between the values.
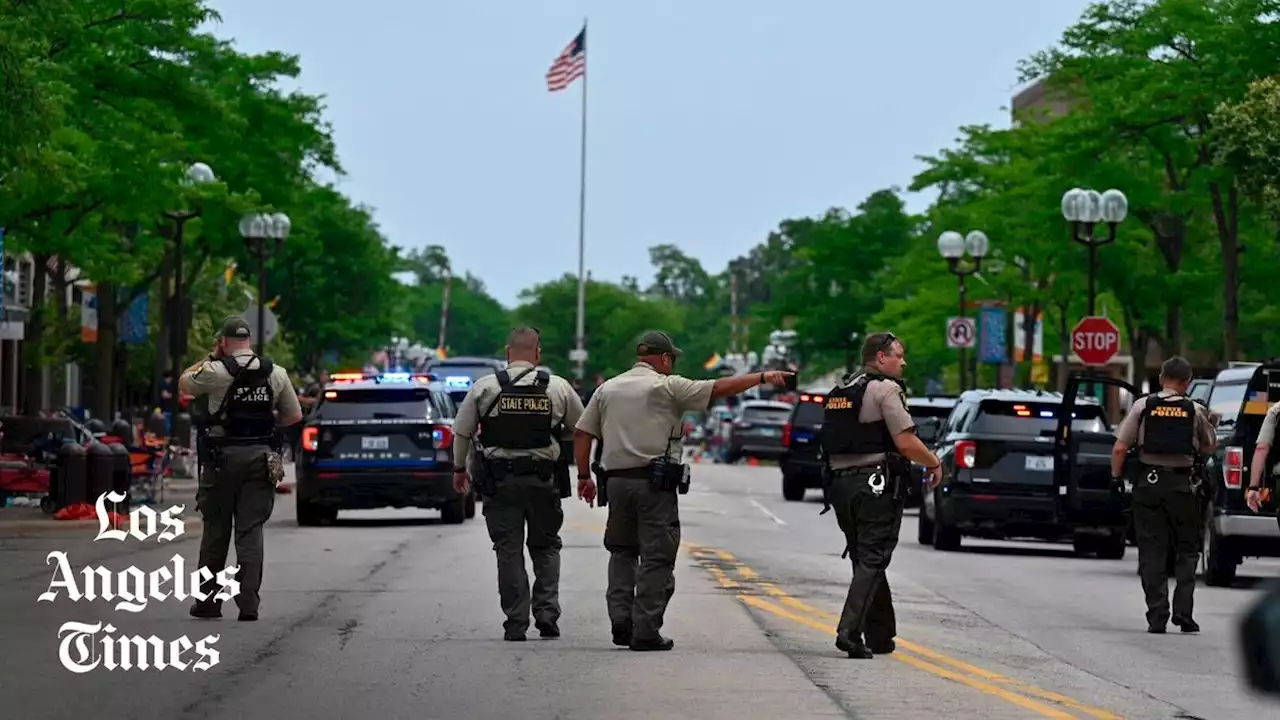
637, 330, 682, 357
218, 315, 252, 339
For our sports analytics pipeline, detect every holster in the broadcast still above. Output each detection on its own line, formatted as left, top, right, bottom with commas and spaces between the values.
648, 459, 689, 494
554, 439, 572, 498
591, 462, 609, 507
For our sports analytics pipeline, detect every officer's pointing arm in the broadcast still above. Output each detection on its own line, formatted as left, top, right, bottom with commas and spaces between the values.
708, 372, 768, 401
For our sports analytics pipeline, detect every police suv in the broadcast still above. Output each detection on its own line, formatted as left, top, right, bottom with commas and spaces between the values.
920, 389, 1123, 556
423, 356, 507, 404
294, 371, 474, 526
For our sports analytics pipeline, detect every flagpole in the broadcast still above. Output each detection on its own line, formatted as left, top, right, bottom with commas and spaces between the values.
573, 18, 588, 381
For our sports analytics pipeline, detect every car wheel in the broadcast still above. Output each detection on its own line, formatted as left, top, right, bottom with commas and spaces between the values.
1201, 514, 1239, 586
782, 474, 806, 502
917, 507, 935, 545
1096, 530, 1127, 560
441, 495, 467, 524
932, 502, 961, 551
296, 498, 335, 526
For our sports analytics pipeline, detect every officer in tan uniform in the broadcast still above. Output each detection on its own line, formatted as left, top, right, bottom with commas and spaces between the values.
179, 316, 302, 621
821, 332, 942, 659
451, 327, 585, 641
573, 331, 792, 651
1111, 356, 1216, 634
1245, 400, 1280, 515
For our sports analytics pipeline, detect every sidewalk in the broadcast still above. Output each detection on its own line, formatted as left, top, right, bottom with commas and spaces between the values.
0, 480, 202, 537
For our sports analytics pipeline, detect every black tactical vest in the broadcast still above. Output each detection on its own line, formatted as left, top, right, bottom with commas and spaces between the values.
1139, 393, 1196, 455
480, 368, 553, 451
818, 371, 901, 456
211, 356, 276, 442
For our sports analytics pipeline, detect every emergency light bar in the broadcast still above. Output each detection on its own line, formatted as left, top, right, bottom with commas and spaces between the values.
444, 375, 472, 389
328, 371, 435, 385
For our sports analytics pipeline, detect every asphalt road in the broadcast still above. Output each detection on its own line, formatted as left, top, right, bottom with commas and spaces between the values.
0, 462, 1276, 719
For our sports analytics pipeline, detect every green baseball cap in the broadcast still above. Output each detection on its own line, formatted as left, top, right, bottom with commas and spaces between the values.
218, 315, 252, 339
637, 330, 682, 357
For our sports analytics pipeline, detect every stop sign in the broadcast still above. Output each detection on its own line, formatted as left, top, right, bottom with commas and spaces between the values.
1071, 316, 1121, 366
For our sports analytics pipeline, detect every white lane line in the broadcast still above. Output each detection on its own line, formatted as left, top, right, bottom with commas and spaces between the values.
749, 498, 787, 526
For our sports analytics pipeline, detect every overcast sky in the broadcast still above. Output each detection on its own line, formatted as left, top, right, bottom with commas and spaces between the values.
205, 1, 1095, 307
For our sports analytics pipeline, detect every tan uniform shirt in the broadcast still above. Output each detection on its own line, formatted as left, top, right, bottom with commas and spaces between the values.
452, 361, 584, 469
1115, 390, 1216, 467
829, 371, 916, 469
576, 362, 715, 471
1256, 401, 1280, 447
180, 349, 301, 437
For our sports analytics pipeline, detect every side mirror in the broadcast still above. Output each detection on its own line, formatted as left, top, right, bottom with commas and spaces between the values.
1241, 580, 1280, 695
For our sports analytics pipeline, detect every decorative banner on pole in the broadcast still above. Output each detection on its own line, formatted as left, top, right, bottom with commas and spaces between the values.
978, 306, 1007, 364
80, 284, 98, 343
120, 292, 149, 345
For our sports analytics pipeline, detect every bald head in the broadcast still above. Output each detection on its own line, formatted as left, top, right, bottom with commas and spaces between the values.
506, 327, 541, 364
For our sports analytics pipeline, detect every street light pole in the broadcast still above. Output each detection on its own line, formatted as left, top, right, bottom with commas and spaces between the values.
1061, 188, 1128, 315
164, 162, 215, 421
238, 213, 290, 356
937, 230, 991, 392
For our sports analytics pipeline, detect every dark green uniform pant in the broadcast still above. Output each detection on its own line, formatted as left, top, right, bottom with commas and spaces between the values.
195, 445, 277, 615
482, 472, 564, 634
603, 476, 680, 641
1132, 467, 1200, 627
831, 468, 904, 645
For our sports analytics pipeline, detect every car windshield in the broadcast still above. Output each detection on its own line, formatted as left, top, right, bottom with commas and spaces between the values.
316, 388, 433, 421
1209, 381, 1249, 428
743, 406, 791, 423
426, 363, 500, 387
972, 400, 1108, 435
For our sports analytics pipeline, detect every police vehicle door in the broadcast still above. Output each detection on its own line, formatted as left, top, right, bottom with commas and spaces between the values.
1214, 362, 1280, 519
1053, 372, 1137, 528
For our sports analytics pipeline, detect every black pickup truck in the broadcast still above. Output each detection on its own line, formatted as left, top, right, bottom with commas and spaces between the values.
1198, 361, 1280, 585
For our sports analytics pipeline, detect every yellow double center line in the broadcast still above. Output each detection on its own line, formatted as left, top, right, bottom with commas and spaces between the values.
685, 543, 1124, 720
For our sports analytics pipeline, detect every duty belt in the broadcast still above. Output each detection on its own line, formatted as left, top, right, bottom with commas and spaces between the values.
830, 465, 880, 477
600, 466, 649, 479
485, 456, 554, 476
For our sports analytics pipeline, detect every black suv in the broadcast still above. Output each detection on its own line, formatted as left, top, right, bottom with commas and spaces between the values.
780, 388, 827, 501
1198, 361, 1280, 585
423, 356, 507, 404
919, 389, 1123, 556
295, 372, 475, 526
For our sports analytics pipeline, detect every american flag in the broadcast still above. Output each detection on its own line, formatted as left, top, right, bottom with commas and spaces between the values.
546, 27, 585, 92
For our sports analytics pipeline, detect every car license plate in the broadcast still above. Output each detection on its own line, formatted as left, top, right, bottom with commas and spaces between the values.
362, 436, 390, 450
759, 428, 779, 437
1025, 456, 1054, 471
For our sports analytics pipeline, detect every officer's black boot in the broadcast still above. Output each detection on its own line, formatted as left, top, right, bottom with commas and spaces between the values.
612, 621, 633, 647
629, 635, 675, 652
189, 600, 222, 619
835, 634, 874, 659
1172, 616, 1200, 633
536, 620, 560, 638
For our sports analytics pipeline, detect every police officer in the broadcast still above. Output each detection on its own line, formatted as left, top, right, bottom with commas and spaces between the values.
1244, 398, 1280, 515
573, 330, 792, 651
1111, 356, 1216, 634
179, 316, 302, 621
451, 327, 585, 642
822, 332, 942, 659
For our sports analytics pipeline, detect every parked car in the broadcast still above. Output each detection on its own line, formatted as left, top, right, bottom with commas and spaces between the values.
422, 356, 507, 403
726, 400, 793, 463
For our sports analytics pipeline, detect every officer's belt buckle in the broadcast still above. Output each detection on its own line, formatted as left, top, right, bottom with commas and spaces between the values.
867, 472, 886, 496
1146, 468, 1160, 485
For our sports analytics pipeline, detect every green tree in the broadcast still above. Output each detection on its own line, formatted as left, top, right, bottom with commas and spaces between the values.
514, 275, 683, 379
